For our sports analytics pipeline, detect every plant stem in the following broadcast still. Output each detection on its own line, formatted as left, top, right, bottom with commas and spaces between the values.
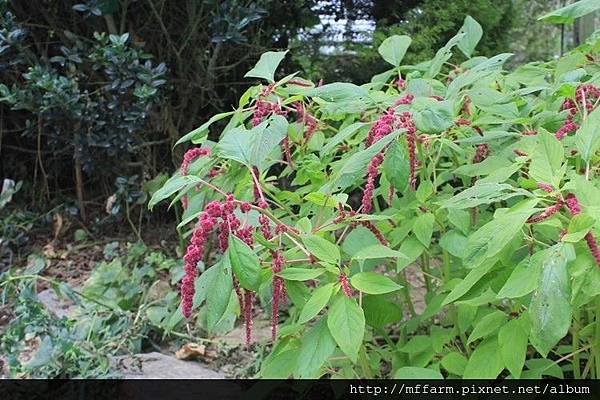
573, 309, 582, 379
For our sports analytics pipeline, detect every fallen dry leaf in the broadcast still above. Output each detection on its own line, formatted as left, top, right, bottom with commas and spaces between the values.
175, 343, 207, 360
53, 213, 64, 239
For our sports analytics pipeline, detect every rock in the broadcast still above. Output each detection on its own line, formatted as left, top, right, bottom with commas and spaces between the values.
37, 289, 78, 319
218, 317, 272, 346
113, 352, 225, 379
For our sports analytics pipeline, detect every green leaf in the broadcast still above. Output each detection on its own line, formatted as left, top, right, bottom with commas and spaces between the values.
296, 317, 337, 378
378, 35, 412, 66
576, 106, 600, 163
497, 251, 546, 299
530, 246, 572, 357
463, 336, 505, 379
351, 244, 407, 261
304, 192, 347, 208
413, 212, 435, 247
462, 199, 538, 269
227, 236, 261, 291
397, 236, 425, 271
175, 111, 235, 146
539, 0, 600, 24
562, 214, 596, 242
467, 311, 506, 344
398, 335, 431, 354
350, 272, 402, 294
298, 283, 335, 324
148, 175, 202, 209
320, 130, 401, 193
327, 294, 365, 363
441, 352, 468, 376
383, 141, 410, 191
498, 317, 529, 378
260, 348, 299, 378
443, 263, 495, 305
414, 100, 454, 134
303, 235, 340, 265
440, 182, 532, 209
320, 122, 367, 156
305, 82, 369, 102
529, 131, 564, 188
362, 294, 403, 329
457, 16, 483, 57
278, 267, 325, 281
205, 258, 233, 332
244, 50, 288, 82
216, 115, 288, 171
393, 367, 443, 379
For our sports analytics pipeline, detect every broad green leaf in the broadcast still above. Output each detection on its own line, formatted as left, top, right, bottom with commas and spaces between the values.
298, 283, 335, 324
278, 267, 325, 281
529, 246, 572, 357
413, 101, 454, 134
244, 50, 288, 82
303, 235, 340, 265
426, 31, 465, 78
413, 212, 435, 247
378, 35, 412, 66
351, 244, 407, 261
443, 263, 495, 305
575, 106, 600, 163
440, 182, 532, 209
175, 111, 235, 146
398, 335, 431, 354
227, 236, 261, 291
393, 367, 443, 379
148, 175, 202, 209
327, 294, 365, 363
529, 131, 564, 188
441, 352, 468, 376
497, 251, 546, 299
467, 311, 506, 344
562, 214, 595, 242
539, 0, 600, 24
305, 82, 368, 102
397, 236, 425, 271
260, 348, 299, 378
383, 141, 410, 191
205, 258, 233, 332
457, 16, 483, 57
350, 272, 402, 294
463, 336, 505, 379
304, 192, 347, 208
462, 199, 538, 269
216, 115, 288, 171
498, 317, 529, 378
296, 318, 337, 378
320, 130, 401, 193
320, 122, 367, 156
362, 294, 403, 329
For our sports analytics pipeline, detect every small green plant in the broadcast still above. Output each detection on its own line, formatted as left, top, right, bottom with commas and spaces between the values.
0, 242, 182, 378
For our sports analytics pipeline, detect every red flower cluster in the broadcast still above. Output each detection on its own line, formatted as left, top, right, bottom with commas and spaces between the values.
339, 273, 353, 298
393, 93, 414, 106
365, 108, 397, 147
396, 76, 406, 90
536, 182, 554, 193
295, 102, 319, 144
526, 200, 563, 224
252, 99, 287, 126
180, 147, 211, 176
180, 195, 253, 319
565, 194, 600, 267
362, 153, 385, 214
556, 84, 600, 140
400, 112, 417, 190
271, 251, 285, 340
473, 144, 489, 164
